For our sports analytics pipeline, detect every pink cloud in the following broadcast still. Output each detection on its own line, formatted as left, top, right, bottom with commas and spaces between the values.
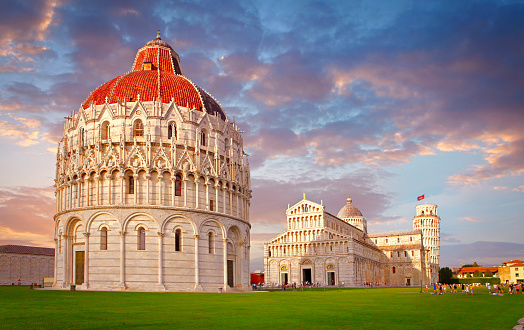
0, 186, 55, 247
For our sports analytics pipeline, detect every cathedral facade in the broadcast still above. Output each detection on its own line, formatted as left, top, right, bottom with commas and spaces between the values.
53, 35, 251, 292
264, 197, 440, 287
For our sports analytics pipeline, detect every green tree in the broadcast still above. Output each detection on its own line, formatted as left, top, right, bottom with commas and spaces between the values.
485, 269, 493, 277
439, 267, 453, 284
474, 270, 482, 277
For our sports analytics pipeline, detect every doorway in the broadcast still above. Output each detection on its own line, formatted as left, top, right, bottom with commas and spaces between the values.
75, 251, 85, 285
406, 278, 411, 286
281, 273, 288, 285
327, 272, 335, 285
227, 260, 234, 287
302, 268, 312, 285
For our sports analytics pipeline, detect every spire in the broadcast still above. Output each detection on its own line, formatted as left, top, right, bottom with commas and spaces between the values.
157, 30, 161, 39
347, 196, 352, 204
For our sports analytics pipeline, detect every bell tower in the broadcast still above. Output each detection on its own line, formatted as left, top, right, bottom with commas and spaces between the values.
413, 204, 440, 283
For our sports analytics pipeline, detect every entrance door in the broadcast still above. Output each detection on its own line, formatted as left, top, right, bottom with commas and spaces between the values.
281, 273, 288, 285
302, 268, 312, 285
406, 278, 411, 286
75, 251, 85, 285
328, 272, 335, 285
227, 260, 234, 287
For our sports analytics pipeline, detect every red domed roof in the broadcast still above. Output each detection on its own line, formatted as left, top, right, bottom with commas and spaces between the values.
82, 36, 226, 120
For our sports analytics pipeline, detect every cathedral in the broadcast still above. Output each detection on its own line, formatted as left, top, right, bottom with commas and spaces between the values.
264, 196, 440, 287
53, 34, 251, 292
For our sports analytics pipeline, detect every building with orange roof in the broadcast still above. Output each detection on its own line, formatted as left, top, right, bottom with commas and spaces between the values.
499, 260, 524, 284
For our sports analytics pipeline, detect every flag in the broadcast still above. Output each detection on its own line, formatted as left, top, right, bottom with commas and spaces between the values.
417, 194, 425, 201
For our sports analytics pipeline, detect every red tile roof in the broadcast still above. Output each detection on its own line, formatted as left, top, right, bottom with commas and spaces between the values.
0, 245, 54, 256
82, 37, 225, 120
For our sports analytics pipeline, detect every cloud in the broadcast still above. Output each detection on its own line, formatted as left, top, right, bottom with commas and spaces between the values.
0, 186, 55, 247
459, 216, 480, 222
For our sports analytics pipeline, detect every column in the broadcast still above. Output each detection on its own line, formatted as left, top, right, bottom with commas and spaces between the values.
146, 174, 151, 204
158, 176, 163, 205
183, 178, 188, 207
222, 238, 228, 289
83, 232, 90, 288
86, 178, 90, 206
195, 179, 199, 209
194, 234, 200, 288
53, 238, 58, 286
158, 232, 164, 287
215, 183, 219, 213
119, 231, 126, 288
205, 180, 209, 210
229, 190, 233, 215
107, 173, 112, 205
120, 174, 124, 204
171, 176, 176, 206
133, 174, 138, 204
95, 175, 100, 205
62, 234, 69, 286
78, 179, 83, 207
222, 187, 226, 214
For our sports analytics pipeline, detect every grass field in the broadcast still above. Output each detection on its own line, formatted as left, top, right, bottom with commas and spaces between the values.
0, 286, 522, 329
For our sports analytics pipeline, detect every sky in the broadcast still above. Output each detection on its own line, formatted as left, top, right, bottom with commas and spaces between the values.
0, 0, 523, 269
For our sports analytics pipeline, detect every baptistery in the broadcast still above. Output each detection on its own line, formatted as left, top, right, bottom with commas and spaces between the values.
53, 33, 251, 291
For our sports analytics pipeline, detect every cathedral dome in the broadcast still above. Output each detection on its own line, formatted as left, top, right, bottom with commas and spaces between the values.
337, 196, 363, 218
82, 35, 226, 120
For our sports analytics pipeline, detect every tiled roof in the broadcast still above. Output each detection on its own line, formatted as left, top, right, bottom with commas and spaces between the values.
82, 37, 225, 120
457, 267, 499, 274
0, 245, 54, 256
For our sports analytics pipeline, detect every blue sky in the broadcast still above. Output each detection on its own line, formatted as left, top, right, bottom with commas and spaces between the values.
0, 0, 523, 268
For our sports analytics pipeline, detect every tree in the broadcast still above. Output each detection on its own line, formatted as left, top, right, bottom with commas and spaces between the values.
474, 270, 482, 277
485, 269, 493, 277
439, 267, 453, 284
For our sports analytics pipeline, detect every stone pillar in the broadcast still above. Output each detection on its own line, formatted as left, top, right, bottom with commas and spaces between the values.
193, 234, 201, 290
146, 174, 151, 204
183, 178, 188, 207
157, 232, 164, 290
215, 183, 219, 212
83, 232, 90, 288
120, 174, 124, 204
222, 187, 226, 214
205, 180, 209, 210
171, 176, 176, 206
95, 175, 100, 205
86, 178, 90, 207
158, 176, 163, 205
107, 173, 112, 205
53, 238, 58, 286
133, 174, 138, 204
229, 190, 233, 215
119, 231, 126, 289
195, 179, 199, 209
62, 234, 69, 286
222, 238, 228, 289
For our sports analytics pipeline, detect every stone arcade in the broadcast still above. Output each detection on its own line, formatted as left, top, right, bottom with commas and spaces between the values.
53, 35, 251, 292
264, 197, 440, 287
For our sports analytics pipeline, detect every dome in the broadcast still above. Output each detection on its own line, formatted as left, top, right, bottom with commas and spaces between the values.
82, 35, 226, 120
337, 196, 363, 218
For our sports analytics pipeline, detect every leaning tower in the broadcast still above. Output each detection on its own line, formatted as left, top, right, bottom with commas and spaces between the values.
412, 204, 440, 283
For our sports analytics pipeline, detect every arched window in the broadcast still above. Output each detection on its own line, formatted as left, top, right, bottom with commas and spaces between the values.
102, 121, 110, 140
392, 267, 396, 274
100, 227, 108, 250
134, 120, 144, 137
175, 228, 182, 252
79, 128, 85, 147
128, 175, 134, 194
138, 227, 146, 250
200, 130, 206, 146
168, 122, 177, 140
208, 232, 215, 254
175, 174, 182, 196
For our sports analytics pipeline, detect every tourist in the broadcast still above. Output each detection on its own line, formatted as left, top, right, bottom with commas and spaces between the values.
487, 283, 491, 294
465, 285, 469, 295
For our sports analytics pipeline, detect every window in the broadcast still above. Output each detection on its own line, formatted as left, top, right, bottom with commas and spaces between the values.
200, 130, 206, 146
410, 236, 413, 242
102, 121, 110, 140
128, 175, 134, 194
411, 250, 414, 257
175, 175, 182, 196
168, 122, 177, 139
392, 267, 396, 274
134, 120, 144, 137
397, 251, 400, 257
100, 227, 108, 250
175, 229, 182, 252
397, 237, 400, 243
516, 273, 520, 277
79, 128, 85, 147
404, 251, 407, 257
208, 232, 215, 254
385, 238, 388, 243
138, 227, 145, 250
210, 199, 214, 211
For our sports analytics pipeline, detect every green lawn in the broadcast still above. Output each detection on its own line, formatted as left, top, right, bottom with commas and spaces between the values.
0, 286, 522, 329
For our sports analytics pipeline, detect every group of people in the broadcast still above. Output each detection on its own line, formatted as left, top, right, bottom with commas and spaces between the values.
426, 282, 523, 295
